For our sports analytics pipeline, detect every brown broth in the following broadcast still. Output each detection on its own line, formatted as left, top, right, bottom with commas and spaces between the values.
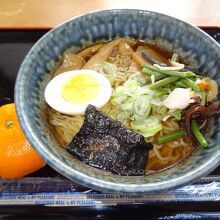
49, 38, 196, 174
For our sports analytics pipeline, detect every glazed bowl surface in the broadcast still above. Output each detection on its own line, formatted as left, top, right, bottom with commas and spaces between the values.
15, 9, 220, 194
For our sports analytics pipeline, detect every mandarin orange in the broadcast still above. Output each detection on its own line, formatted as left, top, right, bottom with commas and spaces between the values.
0, 103, 45, 178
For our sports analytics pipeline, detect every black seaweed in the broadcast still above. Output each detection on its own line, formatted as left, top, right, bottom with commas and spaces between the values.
66, 105, 153, 176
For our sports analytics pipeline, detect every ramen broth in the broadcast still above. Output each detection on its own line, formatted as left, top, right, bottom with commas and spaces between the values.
47, 38, 217, 174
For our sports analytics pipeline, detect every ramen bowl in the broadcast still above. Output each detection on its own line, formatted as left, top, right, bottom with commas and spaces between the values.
15, 9, 220, 194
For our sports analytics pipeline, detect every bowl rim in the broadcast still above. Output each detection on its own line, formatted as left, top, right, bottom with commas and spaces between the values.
15, 8, 220, 194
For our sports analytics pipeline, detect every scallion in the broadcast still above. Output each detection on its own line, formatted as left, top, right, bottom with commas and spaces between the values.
133, 95, 151, 116
131, 116, 163, 138
168, 110, 182, 121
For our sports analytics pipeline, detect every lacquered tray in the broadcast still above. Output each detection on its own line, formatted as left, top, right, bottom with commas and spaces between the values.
1, 29, 220, 214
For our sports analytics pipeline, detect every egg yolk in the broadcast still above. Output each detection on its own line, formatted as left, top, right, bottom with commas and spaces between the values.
61, 74, 100, 104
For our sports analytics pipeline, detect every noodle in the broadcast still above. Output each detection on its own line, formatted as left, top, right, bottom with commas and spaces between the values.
48, 41, 193, 172
147, 118, 192, 170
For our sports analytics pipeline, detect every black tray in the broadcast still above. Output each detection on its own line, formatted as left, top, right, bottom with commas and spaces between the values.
0, 28, 220, 218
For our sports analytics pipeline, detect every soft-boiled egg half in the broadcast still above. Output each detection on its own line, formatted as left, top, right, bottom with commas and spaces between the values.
44, 70, 112, 115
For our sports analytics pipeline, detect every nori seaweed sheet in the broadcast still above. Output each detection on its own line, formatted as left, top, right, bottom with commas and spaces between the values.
66, 105, 153, 176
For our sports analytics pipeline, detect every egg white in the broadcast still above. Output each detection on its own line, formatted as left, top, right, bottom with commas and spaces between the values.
44, 70, 112, 115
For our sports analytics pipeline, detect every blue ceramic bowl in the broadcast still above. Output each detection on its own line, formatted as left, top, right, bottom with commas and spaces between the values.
15, 9, 220, 194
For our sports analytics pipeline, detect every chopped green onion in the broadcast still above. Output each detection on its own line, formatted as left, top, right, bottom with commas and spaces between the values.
121, 101, 134, 112
133, 114, 148, 123
131, 116, 163, 138
168, 110, 182, 120
149, 76, 179, 90
111, 94, 128, 106
157, 130, 185, 144
133, 73, 151, 84
142, 64, 195, 78
116, 111, 130, 121
171, 53, 178, 62
191, 120, 208, 148
133, 95, 151, 116
98, 62, 117, 83
181, 78, 201, 92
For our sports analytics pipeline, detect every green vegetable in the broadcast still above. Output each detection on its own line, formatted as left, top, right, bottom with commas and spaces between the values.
111, 94, 128, 106
175, 81, 188, 88
133, 95, 151, 116
142, 68, 164, 81
152, 89, 169, 98
200, 90, 206, 106
111, 78, 157, 135
115, 111, 130, 121
133, 114, 148, 123
98, 62, 117, 83
133, 73, 151, 85
171, 53, 178, 62
181, 78, 201, 92
121, 101, 134, 112
102, 61, 116, 73
157, 130, 185, 144
151, 105, 168, 115
191, 120, 208, 148
149, 76, 179, 90
168, 110, 182, 120
189, 75, 199, 82
111, 78, 140, 106
142, 63, 195, 78
143, 67, 161, 77
186, 65, 199, 72
131, 116, 163, 137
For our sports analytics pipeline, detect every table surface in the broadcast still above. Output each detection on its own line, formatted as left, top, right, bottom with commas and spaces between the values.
0, 0, 220, 28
